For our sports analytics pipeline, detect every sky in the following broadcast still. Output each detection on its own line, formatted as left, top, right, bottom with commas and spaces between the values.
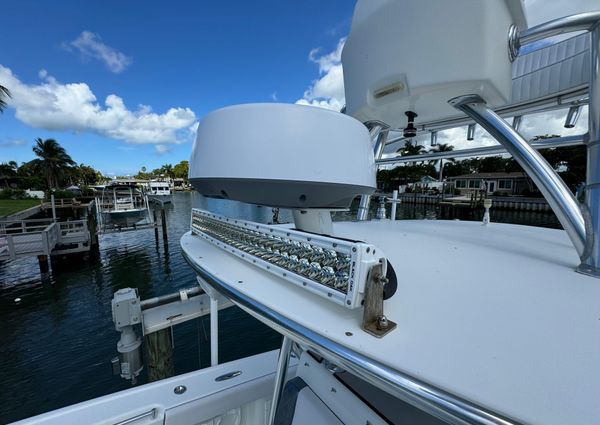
0, 0, 598, 176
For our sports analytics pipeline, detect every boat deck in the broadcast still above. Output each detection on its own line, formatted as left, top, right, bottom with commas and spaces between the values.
181, 219, 600, 425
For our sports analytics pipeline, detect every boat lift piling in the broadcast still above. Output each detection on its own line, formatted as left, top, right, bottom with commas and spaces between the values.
111, 285, 233, 384
145, 328, 175, 382
160, 208, 168, 243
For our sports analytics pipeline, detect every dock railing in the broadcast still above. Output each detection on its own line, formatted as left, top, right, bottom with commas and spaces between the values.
0, 218, 89, 260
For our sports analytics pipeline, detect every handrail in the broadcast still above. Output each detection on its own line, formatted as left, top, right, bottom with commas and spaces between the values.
518, 12, 600, 46
377, 134, 586, 164
450, 95, 587, 259
401, 88, 588, 137
182, 247, 517, 425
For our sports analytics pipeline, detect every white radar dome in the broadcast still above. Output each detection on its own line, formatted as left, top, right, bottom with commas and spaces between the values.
189, 103, 376, 208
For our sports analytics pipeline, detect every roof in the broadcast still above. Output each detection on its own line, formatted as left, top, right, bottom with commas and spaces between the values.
181, 219, 600, 425
448, 172, 528, 180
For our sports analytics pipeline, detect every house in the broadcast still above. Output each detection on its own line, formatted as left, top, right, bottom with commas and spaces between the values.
173, 178, 187, 190
448, 172, 536, 196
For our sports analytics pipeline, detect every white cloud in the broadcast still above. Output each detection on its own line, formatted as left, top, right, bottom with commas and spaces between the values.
64, 31, 132, 73
0, 65, 198, 145
0, 139, 26, 148
155, 144, 171, 154
270, 92, 278, 101
296, 38, 345, 111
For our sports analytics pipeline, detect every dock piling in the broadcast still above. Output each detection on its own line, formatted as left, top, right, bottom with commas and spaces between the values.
145, 327, 175, 382
153, 211, 159, 244
37, 255, 49, 273
160, 209, 168, 242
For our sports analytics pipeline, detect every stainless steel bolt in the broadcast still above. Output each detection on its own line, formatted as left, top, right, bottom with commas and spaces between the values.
377, 315, 389, 330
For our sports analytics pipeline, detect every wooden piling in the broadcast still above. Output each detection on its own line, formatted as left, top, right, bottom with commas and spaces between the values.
153, 211, 159, 243
87, 206, 99, 250
38, 255, 49, 273
160, 209, 168, 242
145, 328, 175, 382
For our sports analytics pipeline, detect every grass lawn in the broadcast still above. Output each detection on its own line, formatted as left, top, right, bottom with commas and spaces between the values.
0, 199, 41, 217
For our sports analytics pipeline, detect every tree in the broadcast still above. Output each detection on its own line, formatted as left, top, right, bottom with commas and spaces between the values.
0, 161, 18, 187
161, 163, 174, 179
429, 143, 454, 181
0, 85, 11, 113
397, 140, 425, 156
173, 160, 189, 181
31, 138, 76, 189
0, 161, 17, 176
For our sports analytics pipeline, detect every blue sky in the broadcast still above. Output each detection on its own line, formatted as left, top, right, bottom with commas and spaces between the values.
1, 0, 598, 177
0, 0, 353, 176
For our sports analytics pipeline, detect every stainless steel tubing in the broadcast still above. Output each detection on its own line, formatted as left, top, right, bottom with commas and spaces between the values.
450, 95, 587, 259
357, 122, 389, 221
376, 134, 586, 165
268, 336, 293, 425
518, 12, 600, 46
371, 124, 390, 160
356, 194, 371, 221
579, 22, 600, 275
140, 287, 204, 310
182, 250, 518, 425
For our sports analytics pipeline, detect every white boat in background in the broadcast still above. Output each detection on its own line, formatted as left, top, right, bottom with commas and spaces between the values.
12, 2, 600, 425
147, 180, 173, 204
96, 184, 149, 228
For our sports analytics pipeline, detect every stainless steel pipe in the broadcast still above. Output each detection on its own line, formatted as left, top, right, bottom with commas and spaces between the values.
140, 287, 204, 310
268, 336, 293, 425
579, 21, 600, 275
377, 134, 586, 165
357, 122, 389, 221
450, 95, 587, 259
518, 12, 600, 46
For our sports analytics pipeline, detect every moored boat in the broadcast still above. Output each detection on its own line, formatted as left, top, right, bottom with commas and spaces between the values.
147, 180, 173, 204
96, 184, 149, 228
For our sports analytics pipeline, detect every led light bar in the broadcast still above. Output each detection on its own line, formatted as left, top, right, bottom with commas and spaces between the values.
191, 208, 384, 309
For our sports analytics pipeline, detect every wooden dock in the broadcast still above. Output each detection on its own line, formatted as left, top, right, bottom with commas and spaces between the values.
0, 218, 91, 262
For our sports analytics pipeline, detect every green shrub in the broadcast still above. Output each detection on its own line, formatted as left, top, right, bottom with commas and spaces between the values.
52, 190, 76, 199
0, 188, 29, 200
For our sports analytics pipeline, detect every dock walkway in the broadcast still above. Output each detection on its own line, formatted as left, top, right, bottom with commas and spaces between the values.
0, 218, 90, 260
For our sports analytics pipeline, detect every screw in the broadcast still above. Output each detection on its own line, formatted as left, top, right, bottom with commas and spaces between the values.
377, 315, 389, 330
375, 273, 389, 285
174, 385, 187, 394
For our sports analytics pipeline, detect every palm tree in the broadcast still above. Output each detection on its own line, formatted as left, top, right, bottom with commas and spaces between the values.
0, 85, 11, 113
31, 138, 76, 188
161, 164, 174, 180
0, 161, 18, 187
429, 143, 455, 181
397, 140, 425, 156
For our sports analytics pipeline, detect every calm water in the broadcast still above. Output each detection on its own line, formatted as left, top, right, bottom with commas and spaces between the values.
0, 192, 559, 423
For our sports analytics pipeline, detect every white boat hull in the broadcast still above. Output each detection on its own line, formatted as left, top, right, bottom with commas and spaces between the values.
102, 208, 146, 227
148, 194, 172, 204
12, 350, 282, 425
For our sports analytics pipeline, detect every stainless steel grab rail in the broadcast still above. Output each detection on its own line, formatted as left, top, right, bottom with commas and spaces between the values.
450, 95, 588, 260
377, 134, 586, 164
182, 247, 518, 425
518, 12, 600, 46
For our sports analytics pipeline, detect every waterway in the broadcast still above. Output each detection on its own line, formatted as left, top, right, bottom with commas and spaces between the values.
0, 192, 559, 423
